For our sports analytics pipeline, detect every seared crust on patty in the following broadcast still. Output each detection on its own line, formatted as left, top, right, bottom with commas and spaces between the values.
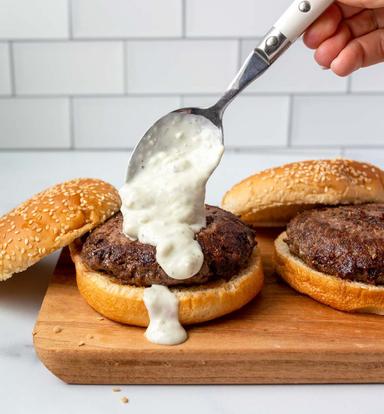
286, 204, 384, 285
80, 205, 256, 287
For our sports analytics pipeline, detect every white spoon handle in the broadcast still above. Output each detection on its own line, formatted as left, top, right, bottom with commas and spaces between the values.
211, 0, 334, 115
275, 0, 334, 42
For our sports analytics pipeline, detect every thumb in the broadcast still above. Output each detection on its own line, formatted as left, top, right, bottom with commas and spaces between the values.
337, 0, 384, 8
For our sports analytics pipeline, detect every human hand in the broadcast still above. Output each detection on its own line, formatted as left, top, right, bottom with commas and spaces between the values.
304, 1, 384, 76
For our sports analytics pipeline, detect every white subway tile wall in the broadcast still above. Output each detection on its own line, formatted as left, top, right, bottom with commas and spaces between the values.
0, 0, 383, 155
0, 0, 68, 39
186, 0, 293, 38
182, 95, 289, 147
350, 64, 384, 92
72, 0, 182, 39
291, 96, 384, 146
125, 40, 238, 94
0, 99, 69, 148
74, 97, 180, 148
0, 43, 11, 95
14, 42, 124, 95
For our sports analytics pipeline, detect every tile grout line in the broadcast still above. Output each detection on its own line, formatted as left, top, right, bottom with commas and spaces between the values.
0, 37, 275, 42
1, 146, 378, 153
123, 42, 128, 93
181, 0, 187, 38
8, 42, 16, 96
286, 95, 294, 147
4, 92, 384, 99
346, 75, 352, 94
69, 96, 75, 149
237, 39, 243, 70
67, 0, 73, 39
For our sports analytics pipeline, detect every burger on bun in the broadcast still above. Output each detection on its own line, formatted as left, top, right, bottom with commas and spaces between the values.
70, 205, 263, 327
223, 159, 384, 314
0, 178, 263, 343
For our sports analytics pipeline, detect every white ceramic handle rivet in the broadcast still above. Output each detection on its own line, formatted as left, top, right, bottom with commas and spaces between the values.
298, 1, 311, 13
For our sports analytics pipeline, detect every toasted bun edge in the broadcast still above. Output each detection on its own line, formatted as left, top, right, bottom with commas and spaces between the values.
0, 178, 121, 281
69, 241, 264, 326
274, 232, 384, 315
222, 159, 384, 226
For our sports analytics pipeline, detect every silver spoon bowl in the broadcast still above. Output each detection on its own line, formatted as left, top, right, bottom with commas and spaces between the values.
126, 45, 270, 180
126, 0, 334, 181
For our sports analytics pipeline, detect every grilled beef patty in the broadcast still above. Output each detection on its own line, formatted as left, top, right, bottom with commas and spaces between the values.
286, 204, 384, 285
81, 205, 256, 287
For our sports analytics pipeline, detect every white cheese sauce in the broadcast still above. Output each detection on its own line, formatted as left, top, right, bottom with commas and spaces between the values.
119, 112, 224, 345
143, 285, 187, 345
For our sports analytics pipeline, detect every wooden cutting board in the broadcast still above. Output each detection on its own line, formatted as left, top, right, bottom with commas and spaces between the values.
33, 229, 384, 384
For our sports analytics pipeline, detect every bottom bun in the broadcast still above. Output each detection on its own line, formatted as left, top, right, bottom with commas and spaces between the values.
69, 241, 264, 326
274, 232, 384, 315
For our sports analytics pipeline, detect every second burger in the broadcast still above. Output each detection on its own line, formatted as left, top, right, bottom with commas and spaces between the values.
223, 159, 384, 314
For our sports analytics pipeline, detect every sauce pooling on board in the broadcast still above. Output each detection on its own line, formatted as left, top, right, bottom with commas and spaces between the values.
119, 112, 224, 345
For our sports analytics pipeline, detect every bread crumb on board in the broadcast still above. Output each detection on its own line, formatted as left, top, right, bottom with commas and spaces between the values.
121, 397, 129, 404
53, 326, 62, 334
112, 387, 121, 392
78, 341, 85, 347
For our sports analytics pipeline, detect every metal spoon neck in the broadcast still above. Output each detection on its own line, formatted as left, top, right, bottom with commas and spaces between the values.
212, 27, 292, 119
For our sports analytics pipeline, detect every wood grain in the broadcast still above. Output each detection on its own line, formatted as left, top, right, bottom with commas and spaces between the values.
33, 229, 384, 384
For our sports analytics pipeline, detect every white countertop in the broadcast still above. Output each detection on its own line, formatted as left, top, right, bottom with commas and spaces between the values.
1, 150, 384, 414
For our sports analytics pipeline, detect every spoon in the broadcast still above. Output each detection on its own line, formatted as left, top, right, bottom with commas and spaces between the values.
126, 0, 333, 180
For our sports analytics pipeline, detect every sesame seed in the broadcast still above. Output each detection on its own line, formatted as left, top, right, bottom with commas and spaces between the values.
78, 341, 85, 347
121, 397, 129, 404
53, 326, 62, 334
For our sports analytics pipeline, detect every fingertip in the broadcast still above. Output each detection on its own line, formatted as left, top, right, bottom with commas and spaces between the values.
330, 56, 353, 77
314, 45, 333, 68
330, 42, 363, 76
303, 30, 319, 49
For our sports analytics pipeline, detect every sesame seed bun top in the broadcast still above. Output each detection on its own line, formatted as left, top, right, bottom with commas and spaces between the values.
222, 159, 384, 227
0, 178, 121, 281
